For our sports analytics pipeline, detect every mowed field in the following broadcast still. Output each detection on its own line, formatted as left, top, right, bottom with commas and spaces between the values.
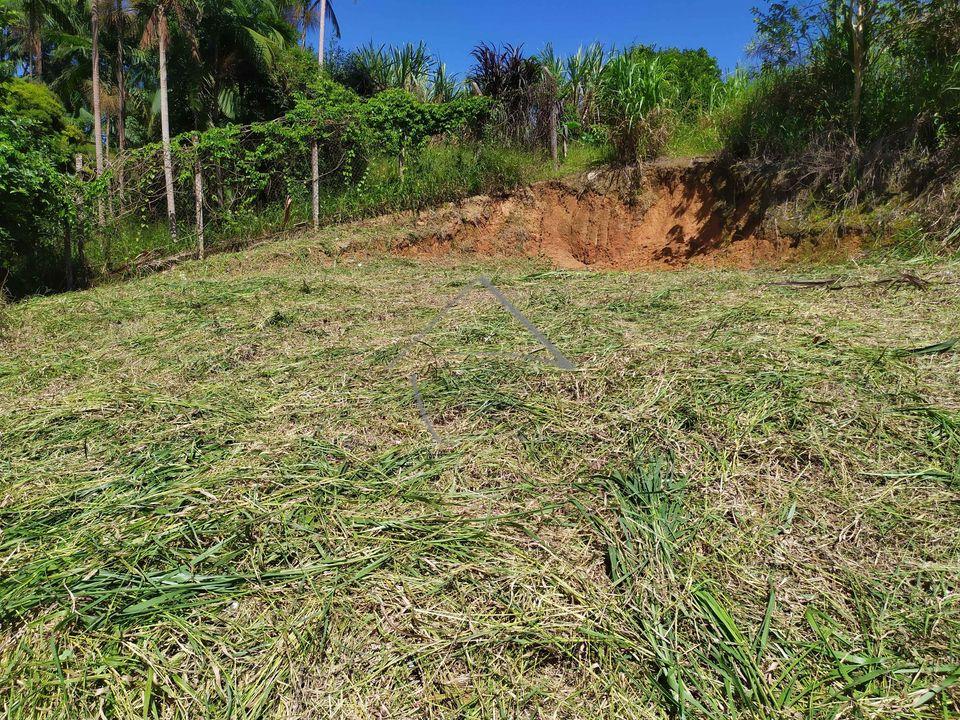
1, 224, 959, 719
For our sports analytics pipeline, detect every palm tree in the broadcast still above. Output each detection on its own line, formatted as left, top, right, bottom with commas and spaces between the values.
285, 0, 339, 64
139, 0, 193, 239
105, 0, 135, 174
317, 0, 325, 62
156, 4, 175, 237
193, 0, 293, 126
24, 0, 45, 75
91, 0, 104, 192
9, 0, 72, 77
342, 42, 433, 97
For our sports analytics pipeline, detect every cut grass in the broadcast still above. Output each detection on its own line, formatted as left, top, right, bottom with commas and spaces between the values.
1, 222, 959, 718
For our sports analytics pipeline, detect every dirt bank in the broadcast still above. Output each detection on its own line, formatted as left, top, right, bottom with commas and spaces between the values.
393, 159, 861, 269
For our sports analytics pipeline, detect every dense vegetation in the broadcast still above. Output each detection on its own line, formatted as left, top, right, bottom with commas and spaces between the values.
1, 0, 959, 298
726, 1, 960, 204
0, 75, 85, 296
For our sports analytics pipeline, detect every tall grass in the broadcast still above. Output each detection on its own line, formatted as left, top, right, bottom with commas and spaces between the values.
340, 42, 440, 99
666, 67, 757, 157
0, 294, 9, 339
336, 142, 535, 215
597, 53, 675, 162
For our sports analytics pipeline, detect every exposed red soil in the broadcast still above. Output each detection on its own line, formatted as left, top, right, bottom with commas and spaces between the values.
394, 160, 861, 270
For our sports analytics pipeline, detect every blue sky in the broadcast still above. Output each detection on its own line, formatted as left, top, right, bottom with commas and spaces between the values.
322, 0, 760, 77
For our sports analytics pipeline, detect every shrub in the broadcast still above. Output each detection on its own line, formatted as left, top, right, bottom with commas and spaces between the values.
107, 77, 493, 261
0, 78, 84, 297
468, 43, 553, 147
362, 89, 436, 173
267, 45, 332, 113
628, 45, 721, 118
0, 78, 84, 161
724, 2, 960, 183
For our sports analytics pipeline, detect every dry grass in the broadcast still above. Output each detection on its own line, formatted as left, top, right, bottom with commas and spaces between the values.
1, 223, 958, 718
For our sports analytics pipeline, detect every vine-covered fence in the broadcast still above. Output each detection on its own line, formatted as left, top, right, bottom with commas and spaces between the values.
75, 81, 491, 274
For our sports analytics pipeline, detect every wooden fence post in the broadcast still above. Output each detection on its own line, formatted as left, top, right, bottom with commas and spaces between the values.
549, 102, 559, 169
64, 216, 73, 291
96, 185, 105, 229
311, 139, 320, 230
73, 154, 86, 268
105, 116, 115, 220
194, 135, 204, 259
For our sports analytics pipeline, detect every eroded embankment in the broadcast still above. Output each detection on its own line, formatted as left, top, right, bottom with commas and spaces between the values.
394, 159, 861, 269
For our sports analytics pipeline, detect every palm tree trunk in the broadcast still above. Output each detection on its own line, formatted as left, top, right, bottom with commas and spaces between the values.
31, 26, 42, 77
91, 0, 105, 226
209, 39, 220, 126
116, 0, 126, 201
105, 115, 114, 219
104, 113, 114, 264
318, 0, 326, 64
27, 13, 43, 80
158, 7, 178, 240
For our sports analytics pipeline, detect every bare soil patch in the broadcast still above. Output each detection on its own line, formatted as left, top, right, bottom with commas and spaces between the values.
395, 159, 862, 269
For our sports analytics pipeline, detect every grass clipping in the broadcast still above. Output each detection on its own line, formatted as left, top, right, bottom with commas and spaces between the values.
0, 227, 958, 718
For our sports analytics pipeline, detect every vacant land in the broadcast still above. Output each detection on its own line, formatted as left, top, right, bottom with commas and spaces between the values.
1, 221, 958, 718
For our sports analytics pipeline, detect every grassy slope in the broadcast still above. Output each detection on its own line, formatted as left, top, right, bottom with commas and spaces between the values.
1, 222, 959, 718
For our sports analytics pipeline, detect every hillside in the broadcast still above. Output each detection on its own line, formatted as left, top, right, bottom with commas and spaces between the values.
2, 216, 958, 718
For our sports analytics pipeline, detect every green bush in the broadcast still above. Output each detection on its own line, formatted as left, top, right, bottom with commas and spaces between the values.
723, 1, 960, 187
105, 77, 493, 267
267, 46, 335, 114
0, 78, 84, 297
628, 45, 721, 119
362, 90, 437, 171
0, 79, 84, 159
362, 90, 491, 172
111, 76, 367, 254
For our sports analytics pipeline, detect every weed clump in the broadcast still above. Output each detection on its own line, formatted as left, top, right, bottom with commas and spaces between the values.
263, 310, 293, 328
